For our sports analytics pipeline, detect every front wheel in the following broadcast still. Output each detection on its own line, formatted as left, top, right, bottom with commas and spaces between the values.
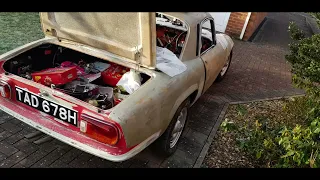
215, 50, 232, 82
153, 98, 190, 156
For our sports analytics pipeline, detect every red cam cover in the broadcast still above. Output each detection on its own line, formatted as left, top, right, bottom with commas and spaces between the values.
101, 63, 129, 87
31, 67, 78, 86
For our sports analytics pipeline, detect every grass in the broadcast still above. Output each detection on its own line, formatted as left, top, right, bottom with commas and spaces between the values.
0, 12, 43, 55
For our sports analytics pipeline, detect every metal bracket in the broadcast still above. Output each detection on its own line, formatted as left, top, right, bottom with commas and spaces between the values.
39, 89, 49, 97
134, 46, 143, 70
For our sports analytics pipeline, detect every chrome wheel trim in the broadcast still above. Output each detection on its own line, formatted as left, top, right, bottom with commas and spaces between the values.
220, 55, 231, 76
169, 107, 187, 148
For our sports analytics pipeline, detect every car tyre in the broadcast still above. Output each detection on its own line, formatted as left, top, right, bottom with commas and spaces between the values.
215, 50, 232, 82
153, 98, 190, 156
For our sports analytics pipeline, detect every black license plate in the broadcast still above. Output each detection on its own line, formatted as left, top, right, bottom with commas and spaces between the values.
15, 86, 78, 126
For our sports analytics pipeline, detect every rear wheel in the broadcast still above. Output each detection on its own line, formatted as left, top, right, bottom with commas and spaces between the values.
154, 98, 190, 156
215, 51, 232, 82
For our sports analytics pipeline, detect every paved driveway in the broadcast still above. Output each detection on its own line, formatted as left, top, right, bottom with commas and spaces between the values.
252, 12, 313, 49
0, 12, 309, 168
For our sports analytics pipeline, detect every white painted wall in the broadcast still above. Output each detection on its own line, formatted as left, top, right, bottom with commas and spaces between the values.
208, 12, 231, 33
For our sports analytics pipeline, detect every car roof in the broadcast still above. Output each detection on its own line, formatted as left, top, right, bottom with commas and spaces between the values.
160, 12, 212, 27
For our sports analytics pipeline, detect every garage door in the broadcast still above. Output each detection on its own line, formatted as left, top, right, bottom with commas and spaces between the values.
208, 12, 231, 33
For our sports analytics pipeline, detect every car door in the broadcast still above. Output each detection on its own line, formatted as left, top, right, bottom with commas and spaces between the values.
198, 18, 227, 92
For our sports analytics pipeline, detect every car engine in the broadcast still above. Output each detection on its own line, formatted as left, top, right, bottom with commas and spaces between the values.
156, 14, 187, 57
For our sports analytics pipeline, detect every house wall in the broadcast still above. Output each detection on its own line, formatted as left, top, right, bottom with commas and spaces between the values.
243, 12, 268, 40
209, 12, 231, 32
225, 12, 248, 38
225, 12, 267, 41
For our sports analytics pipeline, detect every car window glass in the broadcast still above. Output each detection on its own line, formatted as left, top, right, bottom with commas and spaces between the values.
200, 20, 214, 54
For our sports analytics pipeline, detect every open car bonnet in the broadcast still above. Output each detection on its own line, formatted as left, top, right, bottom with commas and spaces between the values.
40, 12, 157, 69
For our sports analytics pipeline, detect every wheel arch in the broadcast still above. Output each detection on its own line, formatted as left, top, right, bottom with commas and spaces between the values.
168, 84, 197, 121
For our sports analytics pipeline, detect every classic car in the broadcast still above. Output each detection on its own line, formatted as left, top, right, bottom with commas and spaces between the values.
0, 12, 234, 162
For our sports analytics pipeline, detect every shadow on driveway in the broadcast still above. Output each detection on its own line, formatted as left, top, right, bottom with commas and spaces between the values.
252, 12, 313, 50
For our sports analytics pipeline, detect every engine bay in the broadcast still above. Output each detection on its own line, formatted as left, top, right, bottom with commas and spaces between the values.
3, 44, 151, 110
2, 13, 214, 111
155, 13, 214, 57
155, 13, 189, 58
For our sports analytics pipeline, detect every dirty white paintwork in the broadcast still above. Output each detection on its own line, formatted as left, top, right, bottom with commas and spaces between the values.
156, 17, 188, 31
40, 12, 157, 69
0, 12, 234, 161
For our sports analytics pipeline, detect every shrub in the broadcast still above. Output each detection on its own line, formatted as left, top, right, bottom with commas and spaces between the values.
220, 16, 320, 168
221, 99, 320, 168
274, 18, 320, 168
286, 22, 320, 101
309, 12, 320, 27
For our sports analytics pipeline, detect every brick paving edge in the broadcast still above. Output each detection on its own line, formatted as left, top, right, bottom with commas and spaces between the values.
192, 93, 305, 168
193, 103, 229, 168
229, 93, 305, 105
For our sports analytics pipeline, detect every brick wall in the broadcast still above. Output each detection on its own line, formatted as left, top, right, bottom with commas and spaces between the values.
225, 12, 248, 38
243, 12, 267, 40
225, 12, 267, 41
